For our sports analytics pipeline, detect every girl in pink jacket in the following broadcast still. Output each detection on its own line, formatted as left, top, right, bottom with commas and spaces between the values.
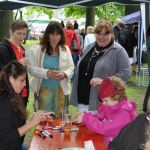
75, 76, 137, 148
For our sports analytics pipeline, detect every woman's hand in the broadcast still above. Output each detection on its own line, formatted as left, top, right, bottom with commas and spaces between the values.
26, 110, 44, 128
55, 72, 67, 81
47, 70, 66, 81
47, 70, 58, 79
18, 110, 45, 137
90, 78, 103, 87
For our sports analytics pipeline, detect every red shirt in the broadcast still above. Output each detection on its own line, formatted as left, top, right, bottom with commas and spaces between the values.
8, 41, 24, 61
64, 29, 81, 55
8, 40, 27, 98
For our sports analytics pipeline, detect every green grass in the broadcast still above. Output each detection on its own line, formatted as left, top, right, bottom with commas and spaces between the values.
127, 75, 147, 114
24, 92, 35, 145
22, 40, 39, 48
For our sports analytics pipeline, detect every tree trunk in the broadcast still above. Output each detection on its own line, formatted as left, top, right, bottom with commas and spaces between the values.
0, 10, 13, 42
125, 5, 140, 15
85, 7, 95, 28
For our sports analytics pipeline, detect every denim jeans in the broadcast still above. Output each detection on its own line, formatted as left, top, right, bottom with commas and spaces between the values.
22, 144, 27, 150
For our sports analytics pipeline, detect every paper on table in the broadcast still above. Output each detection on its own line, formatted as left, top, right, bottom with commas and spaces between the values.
84, 140, 95, 150
61, 148, 84, 150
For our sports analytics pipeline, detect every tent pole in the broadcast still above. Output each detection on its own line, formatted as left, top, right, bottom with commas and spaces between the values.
143, 3, 150, 112
145, 3, 150, 81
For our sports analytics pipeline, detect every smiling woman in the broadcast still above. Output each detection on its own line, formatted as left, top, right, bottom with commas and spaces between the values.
27, 21, 74, 114
70, 19, 131, 113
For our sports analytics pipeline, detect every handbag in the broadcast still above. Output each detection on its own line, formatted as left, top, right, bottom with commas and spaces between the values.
71, 33, 79, 51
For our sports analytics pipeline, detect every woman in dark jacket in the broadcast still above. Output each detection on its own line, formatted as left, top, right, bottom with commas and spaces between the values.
0, 61, 44, 150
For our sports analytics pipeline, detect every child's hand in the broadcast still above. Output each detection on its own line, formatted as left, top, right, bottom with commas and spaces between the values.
74, 112, 84, 123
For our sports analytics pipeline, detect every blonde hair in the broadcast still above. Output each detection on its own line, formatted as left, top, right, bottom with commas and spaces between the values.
115, 18, 122, 24
109, 76, 127, 101
86, 26, 94, 33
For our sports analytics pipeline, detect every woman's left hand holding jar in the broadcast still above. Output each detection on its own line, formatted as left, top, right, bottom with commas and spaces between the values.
47, 70, 66, 81
55, 71, 67, 81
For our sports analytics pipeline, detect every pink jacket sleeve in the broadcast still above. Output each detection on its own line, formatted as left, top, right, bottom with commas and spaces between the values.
82, 109, 134, 137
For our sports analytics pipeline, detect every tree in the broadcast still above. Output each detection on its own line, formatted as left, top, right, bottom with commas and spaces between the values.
96, 3, 124, 24
86, 7, 95, 28
25, 6, 53, 19
63, 6, 85, 18
63, 3, 125, 28
0, 11, 13, 42
24, 6, 53, 43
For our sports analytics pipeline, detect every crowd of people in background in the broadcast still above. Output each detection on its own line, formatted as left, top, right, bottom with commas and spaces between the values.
1, 17, 150, 150
113, 18, 138, 74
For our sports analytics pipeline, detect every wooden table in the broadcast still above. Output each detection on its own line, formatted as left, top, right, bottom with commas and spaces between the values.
28, 120, 106, 150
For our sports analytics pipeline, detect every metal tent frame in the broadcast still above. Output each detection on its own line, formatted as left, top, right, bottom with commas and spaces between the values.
0, 0, 150, 10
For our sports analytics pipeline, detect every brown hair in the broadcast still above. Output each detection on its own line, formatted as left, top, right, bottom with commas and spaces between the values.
10, 20, 28, 33
0, 61, 27, 119
86, 26, 95, 33
40, 21, 66, 54
94, 19, 114, 39
66, 22, 74, 29
109, 76, 127, 101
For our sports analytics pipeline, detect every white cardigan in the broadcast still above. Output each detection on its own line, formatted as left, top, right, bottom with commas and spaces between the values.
27, 45, 74, 95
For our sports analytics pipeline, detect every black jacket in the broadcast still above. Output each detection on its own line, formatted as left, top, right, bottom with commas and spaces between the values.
143, 83, 150, 112
0, 92, 25, 150
0, 39, 29, 106
108, 113, 149, 150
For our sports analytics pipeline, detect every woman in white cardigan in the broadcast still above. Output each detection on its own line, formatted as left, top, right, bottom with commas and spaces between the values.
27, 21, 74, 114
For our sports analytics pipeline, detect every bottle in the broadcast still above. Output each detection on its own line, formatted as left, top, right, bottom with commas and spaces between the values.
64, 95, 69, 114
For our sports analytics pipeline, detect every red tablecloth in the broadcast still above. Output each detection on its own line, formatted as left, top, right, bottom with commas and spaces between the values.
28, 119, 106, 150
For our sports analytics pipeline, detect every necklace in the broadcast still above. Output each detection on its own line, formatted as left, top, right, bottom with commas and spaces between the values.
85, 47, 106, 76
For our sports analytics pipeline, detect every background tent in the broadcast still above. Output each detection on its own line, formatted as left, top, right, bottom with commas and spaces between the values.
0, 0, 147, 10
122, 11, 141, 24
122, 10, 145, 74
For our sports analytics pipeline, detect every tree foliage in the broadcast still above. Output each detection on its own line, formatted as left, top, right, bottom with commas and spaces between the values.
25, 6, 53, 19
96, 3, 125, 23
63, 6, 86, 18
63, 3, 124, 24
